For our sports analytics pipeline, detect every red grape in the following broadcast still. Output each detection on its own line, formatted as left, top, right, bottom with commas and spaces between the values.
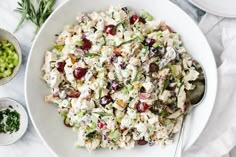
56, 61, 66, 73
73, 67, 87, 79
104, 25, 116, 35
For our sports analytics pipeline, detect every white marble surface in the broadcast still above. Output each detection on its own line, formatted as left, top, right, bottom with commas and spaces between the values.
0, 0, 235, 157
0, 0, 62, 156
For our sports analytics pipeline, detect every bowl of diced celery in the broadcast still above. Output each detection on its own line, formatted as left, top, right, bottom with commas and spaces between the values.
0, 28, 22, 85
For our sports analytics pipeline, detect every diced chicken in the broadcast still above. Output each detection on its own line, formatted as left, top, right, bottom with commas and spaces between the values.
144, 20, 161, 33
167, 109, 182, 119
49, 69, 64, 88
76, 99, 94, 110
56, 30, 71, 45
133, 123, 147, 139
108, 71, 115, 80
113, 91, 130, 103
77, 129, 86, 147
45, 94, 60, 104
120, 115, 132, 129
177, 85, 186, 111
184, 69, 199, 82
159, 90, 171, 102
79, 85, 92, 99
42, 51, 57, 73
159, 47, 177, 69
129, 57, 141, 66
142, 82, 154, 93
182, 54, 193, 69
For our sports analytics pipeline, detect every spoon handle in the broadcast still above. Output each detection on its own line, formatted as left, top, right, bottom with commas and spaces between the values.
174, 117, 185, 157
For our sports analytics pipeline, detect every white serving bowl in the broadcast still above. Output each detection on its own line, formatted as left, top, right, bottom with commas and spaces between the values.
25, 0, 217, 157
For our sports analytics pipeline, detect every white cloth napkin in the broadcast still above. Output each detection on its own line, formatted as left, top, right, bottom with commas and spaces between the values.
183, 13, 236, 157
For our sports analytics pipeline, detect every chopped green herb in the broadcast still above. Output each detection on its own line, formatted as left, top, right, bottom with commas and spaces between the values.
93, 112, 113, 117
98, 85, 102, 98
160, 110, 169, 118
134, 23, 142, 30
117, 37, 138, 47
178, 81, 184, 95
132, 69, 144, 82
0, 108, 20, 134
112, 20, 125, 35
162, 78, 170, 93
86, 131, 96, 139
84, 53, 100, 57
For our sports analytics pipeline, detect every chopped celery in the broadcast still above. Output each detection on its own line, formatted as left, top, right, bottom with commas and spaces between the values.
141, 10, 154, 21
98, 35, 106, 46
53, 44, 64, 51
107, 40, 116, 46
77, 111, 84, 118
126, 84, 133, 91
75, 40, 83, 47
0, 39, 19, 78
108, 129, 121, 141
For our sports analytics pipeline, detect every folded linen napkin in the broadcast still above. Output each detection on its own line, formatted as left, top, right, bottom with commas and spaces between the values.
183, 13, 236, 157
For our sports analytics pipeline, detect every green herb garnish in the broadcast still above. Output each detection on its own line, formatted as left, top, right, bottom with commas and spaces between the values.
84, 53, 100, 58
117, 37, 138, 47
93, 112, 113, 117
178, 81, 184, 95
15, 0, 56, 33
112, 20, 125, 35
86, 131, 96, 139
98, 85, 102, 98
162, 78, 170, 93
0, 108, 20, 134
75, 40, 83, 47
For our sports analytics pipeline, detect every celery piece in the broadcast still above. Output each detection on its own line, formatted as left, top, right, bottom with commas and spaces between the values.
141, 10, 154, 21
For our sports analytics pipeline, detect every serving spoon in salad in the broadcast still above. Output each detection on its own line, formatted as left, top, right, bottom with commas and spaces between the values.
174, 74, 206, 157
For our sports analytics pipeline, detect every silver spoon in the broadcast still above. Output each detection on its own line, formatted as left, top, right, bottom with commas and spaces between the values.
174, 80, 205, 157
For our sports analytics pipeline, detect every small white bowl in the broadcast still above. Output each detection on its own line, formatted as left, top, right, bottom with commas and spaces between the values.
0, 28, 22, 86
0, 97, 28, 146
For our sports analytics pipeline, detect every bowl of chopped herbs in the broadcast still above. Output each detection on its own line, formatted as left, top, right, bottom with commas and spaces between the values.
0, 28, 22, 85
0, 97, 28, 145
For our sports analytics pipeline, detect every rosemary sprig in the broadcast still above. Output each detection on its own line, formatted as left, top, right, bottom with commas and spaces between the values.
15, 0, 56, 33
